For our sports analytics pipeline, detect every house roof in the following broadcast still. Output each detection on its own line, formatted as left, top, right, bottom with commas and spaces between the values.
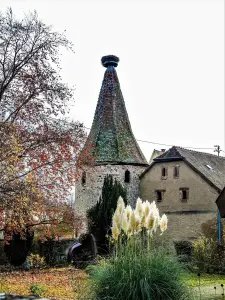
149, 149, 166, 164
140, 146, 225, 191
82, 55, 148, 166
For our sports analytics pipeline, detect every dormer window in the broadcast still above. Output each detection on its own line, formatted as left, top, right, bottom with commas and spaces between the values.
173, 165, 180, 178
125, 170, 130, 183
161, 167, 168, 179
81, 171, 86, 186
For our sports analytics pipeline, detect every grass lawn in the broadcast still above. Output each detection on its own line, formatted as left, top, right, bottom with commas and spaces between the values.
1, 268, 225, 300
182, 272, 225, 287
182, 272, 225, 299
0, 267, 89, 300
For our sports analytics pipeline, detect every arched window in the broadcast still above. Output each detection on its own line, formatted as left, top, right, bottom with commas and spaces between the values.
124, 170, 130, 183
81, 171, 86, 186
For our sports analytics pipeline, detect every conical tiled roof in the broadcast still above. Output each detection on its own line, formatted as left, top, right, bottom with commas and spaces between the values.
83, 55, 148, 166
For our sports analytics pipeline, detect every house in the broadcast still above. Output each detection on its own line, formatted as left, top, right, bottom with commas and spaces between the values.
140, 146, 225, 240
75, 55, 148, 214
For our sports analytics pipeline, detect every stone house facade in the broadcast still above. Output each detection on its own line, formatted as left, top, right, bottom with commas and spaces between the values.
75, 55, 148, 214
140, 146, 225, 240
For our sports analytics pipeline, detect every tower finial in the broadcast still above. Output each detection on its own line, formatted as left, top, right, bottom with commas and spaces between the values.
101, 55, 119, 68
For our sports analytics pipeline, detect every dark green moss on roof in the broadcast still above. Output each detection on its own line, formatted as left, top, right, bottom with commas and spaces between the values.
83, 55, 148, 166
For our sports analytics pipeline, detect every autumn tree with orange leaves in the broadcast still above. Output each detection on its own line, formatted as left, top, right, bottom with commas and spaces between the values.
0, 8, 92, 242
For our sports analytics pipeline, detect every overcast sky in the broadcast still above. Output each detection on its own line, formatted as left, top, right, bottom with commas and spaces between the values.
1, 0, 224, 161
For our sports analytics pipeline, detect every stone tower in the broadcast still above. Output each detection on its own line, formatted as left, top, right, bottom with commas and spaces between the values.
75, 55, 148, 213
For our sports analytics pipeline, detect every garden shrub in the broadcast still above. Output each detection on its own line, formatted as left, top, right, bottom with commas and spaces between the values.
27, 253, 45, 269
174, 240, 193, 256
90, 249, 191, 300
174, 240, 193, 264
30, 283, 46, 297
193, 236, 224, 273
89, 197, 192, 300
87, 175, 127, 251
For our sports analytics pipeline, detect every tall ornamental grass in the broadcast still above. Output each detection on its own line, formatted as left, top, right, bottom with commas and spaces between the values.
89, 197, 192, 300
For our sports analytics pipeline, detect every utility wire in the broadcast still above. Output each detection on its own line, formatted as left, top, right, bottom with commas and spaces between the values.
84, 126, 216, 151
135, 139, 214, 150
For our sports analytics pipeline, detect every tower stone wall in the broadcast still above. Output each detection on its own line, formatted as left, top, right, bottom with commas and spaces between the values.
76, 165, 147, 214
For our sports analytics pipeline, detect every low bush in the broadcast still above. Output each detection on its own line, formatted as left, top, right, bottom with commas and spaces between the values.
27, 253, 45, 269
174, 240, 193, 257
90, 249, 191, 300
174, 240, 193, 265
193, 236, 224, 273
89, 197, 192, 300
30, 283, 46, 297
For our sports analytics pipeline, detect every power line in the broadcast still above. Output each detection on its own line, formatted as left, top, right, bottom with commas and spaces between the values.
136, 139, 214, 150
84, 126, 216, 151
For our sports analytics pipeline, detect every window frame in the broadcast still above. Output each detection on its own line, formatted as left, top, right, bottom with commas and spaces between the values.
173, 165, 180, 178
161, 166, 168, 180
179, 188, 189, 202
124, 170, 130, 183
155, 189, 165, 202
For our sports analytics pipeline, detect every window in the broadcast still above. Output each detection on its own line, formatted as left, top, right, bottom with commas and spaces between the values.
161, 166, 168, 179
179, 188, 189, 202
125, 170, 130, 183
173, 165, 180, 178
155, 190, 165, 202
81, 171, 86, 186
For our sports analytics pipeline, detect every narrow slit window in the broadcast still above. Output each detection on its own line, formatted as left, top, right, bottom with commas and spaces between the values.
81, 171, 86, 186
125, 170, 130, 183
174, 166, 180, 178
156, 191, 162, 202
155, 190, 165, 202
161, 167, 168, 179
180, 188, 189, 202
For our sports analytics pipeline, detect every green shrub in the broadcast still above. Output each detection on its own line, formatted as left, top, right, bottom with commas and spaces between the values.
27, 253, 45, 269
30, 283, 46, 297
88, 197, 192, 300
174, 240, 193, 256
87, 175, 127, 248
193, 236, 224, 273
89, 248, 191, 300
174, 240, 193, 264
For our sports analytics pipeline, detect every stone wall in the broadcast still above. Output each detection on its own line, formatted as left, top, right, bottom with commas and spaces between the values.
140, 161, 219, 240
75, 164, 147, 214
